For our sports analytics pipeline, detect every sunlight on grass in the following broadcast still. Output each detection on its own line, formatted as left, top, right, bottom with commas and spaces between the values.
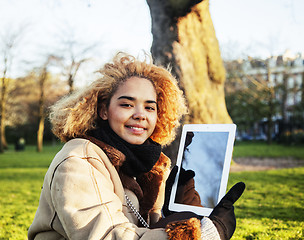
228, 167, 304, 239
236, 219, 304, 240
0, 168, 47, 240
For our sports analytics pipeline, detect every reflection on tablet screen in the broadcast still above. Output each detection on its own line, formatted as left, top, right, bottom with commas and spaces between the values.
169, 124, 236, 216
175, 131, 229, 208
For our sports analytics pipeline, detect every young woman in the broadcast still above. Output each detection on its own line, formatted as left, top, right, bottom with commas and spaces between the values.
28, 53, 245, 240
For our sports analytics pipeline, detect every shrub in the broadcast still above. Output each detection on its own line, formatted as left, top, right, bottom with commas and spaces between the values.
280, 129, 304, 145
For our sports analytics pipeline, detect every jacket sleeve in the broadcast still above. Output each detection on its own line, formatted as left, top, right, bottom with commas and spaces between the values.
50, 153, 169, 240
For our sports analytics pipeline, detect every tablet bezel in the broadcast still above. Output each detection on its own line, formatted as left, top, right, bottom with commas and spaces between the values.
168, 124, 236, 216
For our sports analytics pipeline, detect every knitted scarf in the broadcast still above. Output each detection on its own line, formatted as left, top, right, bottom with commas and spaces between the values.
88, 121, 161, 177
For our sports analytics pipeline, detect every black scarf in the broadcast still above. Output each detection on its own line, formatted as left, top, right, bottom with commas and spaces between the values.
88, 121, 162, 177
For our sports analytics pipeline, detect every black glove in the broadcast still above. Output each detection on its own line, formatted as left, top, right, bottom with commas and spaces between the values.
150, 211, 202, 229
209, 182, 246, 240
162, 166, 195, 217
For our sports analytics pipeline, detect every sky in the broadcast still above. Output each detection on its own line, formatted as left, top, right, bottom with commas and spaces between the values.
1, 0, 304, 85
210, 0, 304, 60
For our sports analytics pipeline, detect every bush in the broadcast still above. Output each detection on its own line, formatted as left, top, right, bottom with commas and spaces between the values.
280, 129, 304, 145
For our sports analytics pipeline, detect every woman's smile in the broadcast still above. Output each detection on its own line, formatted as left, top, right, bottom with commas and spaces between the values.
126, 124, 147, 134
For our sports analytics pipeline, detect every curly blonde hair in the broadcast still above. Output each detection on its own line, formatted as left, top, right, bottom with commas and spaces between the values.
50, 53, 187, 146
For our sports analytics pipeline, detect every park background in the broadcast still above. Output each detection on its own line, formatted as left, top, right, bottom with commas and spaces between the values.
1, 0, 304, 239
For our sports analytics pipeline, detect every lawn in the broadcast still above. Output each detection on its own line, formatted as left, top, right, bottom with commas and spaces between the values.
229, 168, 304, 239
0, 143, 303, 239
233, 141, 304, 159
0, 144, 62, 240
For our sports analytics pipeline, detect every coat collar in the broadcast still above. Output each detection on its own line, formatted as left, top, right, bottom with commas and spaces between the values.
84, 135, 171, 220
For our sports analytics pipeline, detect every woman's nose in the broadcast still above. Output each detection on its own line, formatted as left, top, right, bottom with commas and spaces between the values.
132, 108, 146, 120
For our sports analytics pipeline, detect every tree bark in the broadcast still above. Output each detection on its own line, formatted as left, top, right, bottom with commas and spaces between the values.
37, 67, 47, 152
0, 58, 9, 152
266, 64, 275, 145
147, 0, 231, 161
37, 115, 45, 152
280, 72, 288, 134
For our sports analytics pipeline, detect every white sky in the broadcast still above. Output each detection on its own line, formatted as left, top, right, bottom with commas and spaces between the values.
210, 0, 304, 60
1, 0, 304, 85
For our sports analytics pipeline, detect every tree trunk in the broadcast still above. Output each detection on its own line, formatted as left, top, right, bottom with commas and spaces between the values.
147, 0, 231, 161
37, 116, 45, 152
146, 0, 180, 78
68, 73, 74, 94
0, 101, 7, 153
266, 65, 274, 145
37, 67, 47, 152
0, 64, 9, 152
0, 106, 7, 150
280, 72, 288, 134
266, 98, 274, 145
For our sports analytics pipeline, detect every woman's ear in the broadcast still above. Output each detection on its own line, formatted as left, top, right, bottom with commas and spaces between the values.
99, 104, 108, 120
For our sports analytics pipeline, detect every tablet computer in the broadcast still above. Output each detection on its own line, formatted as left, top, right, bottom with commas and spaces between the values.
168, 124, 236, 216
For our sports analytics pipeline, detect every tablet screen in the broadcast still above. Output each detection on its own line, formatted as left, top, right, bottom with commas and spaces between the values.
168, 124, 236, 216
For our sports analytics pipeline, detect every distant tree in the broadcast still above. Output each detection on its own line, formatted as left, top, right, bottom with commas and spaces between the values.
36, 64, 47, 152
36, 55, 62, 152
11, 66, 67, 149
146, 0, 230, 160
292, 72, 304, 129
277, 67, 304, 134
225, 70, 277, 141
7, 74, 36, 128
0, 27, 26, 152
55, 26, 96, 94
223, 58, 299, 144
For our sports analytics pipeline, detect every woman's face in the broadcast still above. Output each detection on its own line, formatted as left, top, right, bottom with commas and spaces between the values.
100, 76, 158, 145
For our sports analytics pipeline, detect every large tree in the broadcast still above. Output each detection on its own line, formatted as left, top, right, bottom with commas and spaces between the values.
146, 0, 231, 159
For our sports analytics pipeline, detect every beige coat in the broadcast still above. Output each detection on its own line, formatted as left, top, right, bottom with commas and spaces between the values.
28, 138, 201, 240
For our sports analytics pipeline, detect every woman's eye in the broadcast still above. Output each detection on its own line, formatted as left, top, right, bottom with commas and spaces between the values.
120, 103, 133, 108
146, 106, 156, 111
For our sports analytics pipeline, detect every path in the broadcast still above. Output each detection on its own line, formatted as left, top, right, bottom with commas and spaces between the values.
230, 157, 304, 172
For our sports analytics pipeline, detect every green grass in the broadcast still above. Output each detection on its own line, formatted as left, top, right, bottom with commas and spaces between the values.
0, 168, 47, 239
0, 143, 303, 239
0, 144, 63, 168
0, 144, 63, 240
229, 168, 304, 240
233, 141, 304, 159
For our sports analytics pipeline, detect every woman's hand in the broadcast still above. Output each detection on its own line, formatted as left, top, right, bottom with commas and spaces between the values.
209, 182, 246, 240
150, 211, 202, 229
162, 166, 246, 240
